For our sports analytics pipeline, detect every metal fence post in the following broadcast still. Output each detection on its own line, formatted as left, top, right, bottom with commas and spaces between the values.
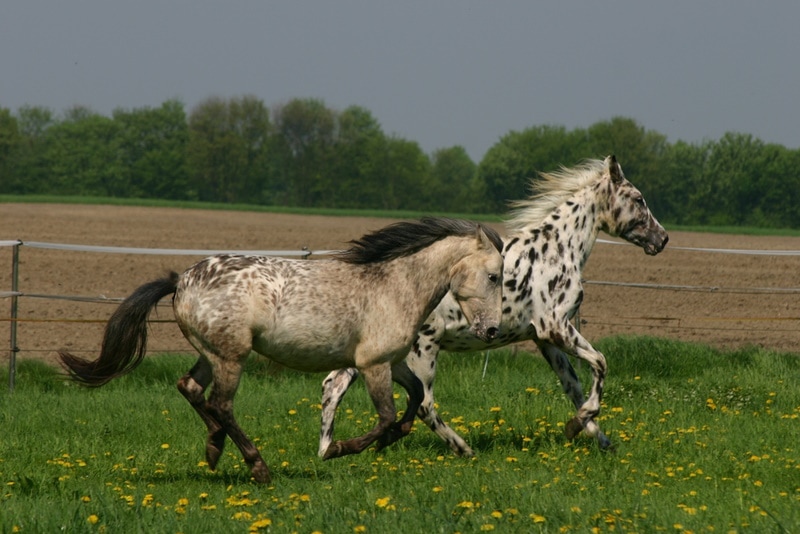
8, 242, 20, 392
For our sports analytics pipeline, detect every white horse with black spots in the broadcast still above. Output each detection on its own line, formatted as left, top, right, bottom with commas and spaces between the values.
319, 155, 668, 457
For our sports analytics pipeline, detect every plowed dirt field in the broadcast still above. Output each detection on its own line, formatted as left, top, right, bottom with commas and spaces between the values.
2, 203, 800, 368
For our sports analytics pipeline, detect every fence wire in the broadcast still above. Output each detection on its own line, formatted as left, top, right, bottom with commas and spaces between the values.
3, 238, 800, 390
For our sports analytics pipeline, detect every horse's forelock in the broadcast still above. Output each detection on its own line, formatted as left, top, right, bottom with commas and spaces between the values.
336, 217, 499, 264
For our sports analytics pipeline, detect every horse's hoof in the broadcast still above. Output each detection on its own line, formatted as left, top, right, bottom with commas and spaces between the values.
322, 442, 345, 460
251, 461, 272, 484
448, 439, 475, 458
206, 445, 223, 470
455, 447, 475, 458
597, 434, 615, 451
564, 417, 583, 440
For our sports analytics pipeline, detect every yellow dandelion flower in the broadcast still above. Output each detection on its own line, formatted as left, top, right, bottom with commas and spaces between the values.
81, 495, 92, 503
480, 525, 495, 531
248, 518, 272, 531
87, 515, 99, 525
375, 497, 391, 508
354, 526, 366, 533
457, 501, 475, 508
530, 513, 546, 523
288, 409, 297, 415
432, 486, 444, 493
199, 492, 209, 499
161, 443, 170, 449
491, 510, 503, 519
490, 406, 501, 412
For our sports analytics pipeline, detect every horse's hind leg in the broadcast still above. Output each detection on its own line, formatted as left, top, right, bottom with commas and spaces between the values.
206, 355, 271, 483
538, 342, 612, 450
319, 368, 360, 457
177, 357, 228, 470
323, 362, 395, 460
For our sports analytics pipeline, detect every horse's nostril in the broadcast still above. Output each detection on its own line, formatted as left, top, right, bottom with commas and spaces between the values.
486, 327, 499, 340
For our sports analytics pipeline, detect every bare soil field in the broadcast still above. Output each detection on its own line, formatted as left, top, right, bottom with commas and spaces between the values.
2, 203, 800, 368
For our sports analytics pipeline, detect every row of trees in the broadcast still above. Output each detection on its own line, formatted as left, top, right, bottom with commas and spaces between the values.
2, 96, 800, 227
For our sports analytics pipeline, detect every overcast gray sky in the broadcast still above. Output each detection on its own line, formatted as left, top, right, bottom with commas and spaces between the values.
2, 1, 798, 161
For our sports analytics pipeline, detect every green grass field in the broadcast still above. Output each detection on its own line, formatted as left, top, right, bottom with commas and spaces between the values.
1, 336, 798, 533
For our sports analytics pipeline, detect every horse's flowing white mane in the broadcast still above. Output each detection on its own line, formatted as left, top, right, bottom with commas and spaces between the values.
505, 158, 607, 233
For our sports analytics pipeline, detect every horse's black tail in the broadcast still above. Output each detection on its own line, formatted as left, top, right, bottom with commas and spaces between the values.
59, 272, 180, 387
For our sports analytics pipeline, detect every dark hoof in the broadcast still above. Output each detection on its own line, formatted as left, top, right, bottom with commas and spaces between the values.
597, 434, 615, 451
322, 442, 346, 460
599, 441, 617, 453
564, 417, 584, 440
206, 429, 226, 470
206, 444, 223, 470
250, 460, 272, 484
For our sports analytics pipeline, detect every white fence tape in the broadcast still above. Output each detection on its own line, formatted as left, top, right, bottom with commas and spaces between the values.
12, 240, 338, 257
1, 238, 798, 256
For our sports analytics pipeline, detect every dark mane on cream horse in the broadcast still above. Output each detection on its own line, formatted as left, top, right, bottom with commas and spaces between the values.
60, 217, 505, 484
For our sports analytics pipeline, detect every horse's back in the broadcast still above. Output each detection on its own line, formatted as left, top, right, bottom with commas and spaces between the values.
173, 254, 366, 369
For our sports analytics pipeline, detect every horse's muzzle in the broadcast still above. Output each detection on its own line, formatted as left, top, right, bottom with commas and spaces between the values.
472, 320, 500, 342
485, 326, 499, 341
644, 233, 669, 256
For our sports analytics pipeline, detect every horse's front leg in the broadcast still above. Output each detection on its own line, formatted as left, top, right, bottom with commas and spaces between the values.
318, 368, 360, 457
375, 361, 424, 451
322, 362, 395, 460
549, 323, 609, 447
538, 341, 612, 450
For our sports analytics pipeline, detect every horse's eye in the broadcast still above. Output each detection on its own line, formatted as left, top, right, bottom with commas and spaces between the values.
488, 273, 499, 284
635, 196, 645, 206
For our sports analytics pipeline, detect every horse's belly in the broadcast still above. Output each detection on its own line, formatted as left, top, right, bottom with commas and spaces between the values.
252, 330, 356, 373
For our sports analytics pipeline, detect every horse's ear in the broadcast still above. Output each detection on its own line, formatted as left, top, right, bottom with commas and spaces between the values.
475, 226, 493, 250
607, 154, 624, 183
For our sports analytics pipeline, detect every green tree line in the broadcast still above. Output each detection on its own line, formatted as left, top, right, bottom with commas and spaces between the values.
2, 96, 800, 227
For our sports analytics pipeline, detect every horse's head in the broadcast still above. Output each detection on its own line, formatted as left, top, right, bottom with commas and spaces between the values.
600, 155, 669, 256
448, 226, 504, 342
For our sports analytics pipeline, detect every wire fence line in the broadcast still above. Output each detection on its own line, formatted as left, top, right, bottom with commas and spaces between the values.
3, 238, 800, 390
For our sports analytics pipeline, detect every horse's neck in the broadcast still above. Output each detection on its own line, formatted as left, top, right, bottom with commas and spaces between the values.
512, 187, 603, 270
389, 238, 467, 320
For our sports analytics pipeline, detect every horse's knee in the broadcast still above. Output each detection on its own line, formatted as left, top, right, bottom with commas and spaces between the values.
177, 374, 205, 403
